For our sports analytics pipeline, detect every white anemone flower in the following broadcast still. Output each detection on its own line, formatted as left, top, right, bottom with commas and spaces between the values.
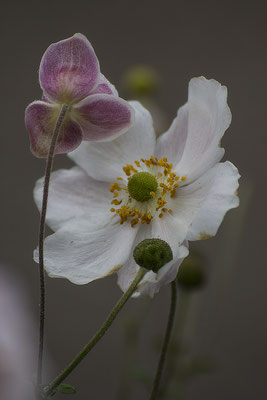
34, 77, 240, 297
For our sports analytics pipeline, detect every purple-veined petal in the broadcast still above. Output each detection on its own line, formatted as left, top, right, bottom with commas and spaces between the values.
73, 93, 134, 141
90, 73, 118, 96
33, 214, 138, 285
34, 167, 111, 231
25, 101, 82, 158
41, 93, 52, 103
39, 33, 100, 103
69, 101, 155, 182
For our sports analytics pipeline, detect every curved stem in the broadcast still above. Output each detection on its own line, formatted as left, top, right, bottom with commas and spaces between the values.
42, 268, 146, 398
37, 104, 69, 387
149, 280, 177, 400
162, 289, 190, 398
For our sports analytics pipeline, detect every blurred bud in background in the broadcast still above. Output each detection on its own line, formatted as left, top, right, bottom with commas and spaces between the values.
121, 65, 168, 135
177, 252, 206, 291
122, 65, 160, 97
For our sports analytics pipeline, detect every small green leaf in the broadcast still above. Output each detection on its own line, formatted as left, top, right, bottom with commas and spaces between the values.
56, 384, 77, 394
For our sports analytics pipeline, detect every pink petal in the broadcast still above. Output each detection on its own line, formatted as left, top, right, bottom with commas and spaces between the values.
25, 101, 82, 158
41, 93, 52, 103
39, 33, 100, 103
73, 94, 134, 141
90, 73, 118, 96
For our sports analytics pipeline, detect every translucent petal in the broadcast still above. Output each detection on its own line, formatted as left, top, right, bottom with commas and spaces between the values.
158, 77, 231, 183
186, 161, 240, 240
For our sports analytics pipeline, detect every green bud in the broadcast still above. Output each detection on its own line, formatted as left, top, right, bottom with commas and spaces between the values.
177, 253, 205, 290
122, 65, 160, 96
133, 238, 173, 273
128, 172, 158, 202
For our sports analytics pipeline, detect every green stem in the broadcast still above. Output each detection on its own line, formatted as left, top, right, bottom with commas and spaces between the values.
149, 280, 177, 400
42, 268, 147, 398
161, 289, 191, 398
37, 104, 69, 387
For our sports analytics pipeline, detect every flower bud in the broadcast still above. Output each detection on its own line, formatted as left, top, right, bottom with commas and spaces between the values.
177, 253, 205, 290
133, 238, 173, 273
122, 65, 160, 96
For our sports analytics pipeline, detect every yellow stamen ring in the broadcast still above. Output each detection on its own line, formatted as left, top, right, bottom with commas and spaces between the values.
110, 156, 186, 227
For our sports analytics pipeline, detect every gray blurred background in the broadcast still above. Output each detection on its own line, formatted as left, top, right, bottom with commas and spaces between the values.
1, 0, 267, 399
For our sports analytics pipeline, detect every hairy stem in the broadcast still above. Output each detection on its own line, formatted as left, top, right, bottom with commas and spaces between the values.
37, 104, 69, 386
149, 280, 177, 400
42, 268, 147, 398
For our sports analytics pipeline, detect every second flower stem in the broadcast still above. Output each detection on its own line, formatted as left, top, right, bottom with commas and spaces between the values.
37, 104, 69, 386
42, 267, 147, 398
149, 280, 177, 400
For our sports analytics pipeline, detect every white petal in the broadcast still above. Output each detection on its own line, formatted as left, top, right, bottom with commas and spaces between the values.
168, 161, 239, 242
159, 77, 231, 183
187, 161, 240, 240
116, 223, 151, 294
34, 167, 111, 231
156, 104, 188, 165
117, 218, 189, 297
135, 255, 186, 298
68, 101, 156, 182
34, 215, 138, 284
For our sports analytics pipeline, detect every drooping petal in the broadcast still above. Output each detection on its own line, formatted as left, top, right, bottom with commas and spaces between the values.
186, 161, 240, 240
33, 214, 137, 284
135, 254, 186, 298
25, 101, 82, 158
160, 77, 231, 183
90, 73, 118, 96
34, 167, 111, 231
39, 33, 100, 103
69, 101, 156, 182
72, 94, 134, 141
156, 104, 188, 165
117, 218, 189, 297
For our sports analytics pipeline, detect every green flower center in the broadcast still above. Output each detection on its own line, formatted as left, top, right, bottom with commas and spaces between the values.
109, 156, 187, 227
127, 172, 158, 202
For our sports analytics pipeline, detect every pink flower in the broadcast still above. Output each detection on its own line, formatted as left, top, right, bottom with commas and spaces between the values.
25, 33, 134, 157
